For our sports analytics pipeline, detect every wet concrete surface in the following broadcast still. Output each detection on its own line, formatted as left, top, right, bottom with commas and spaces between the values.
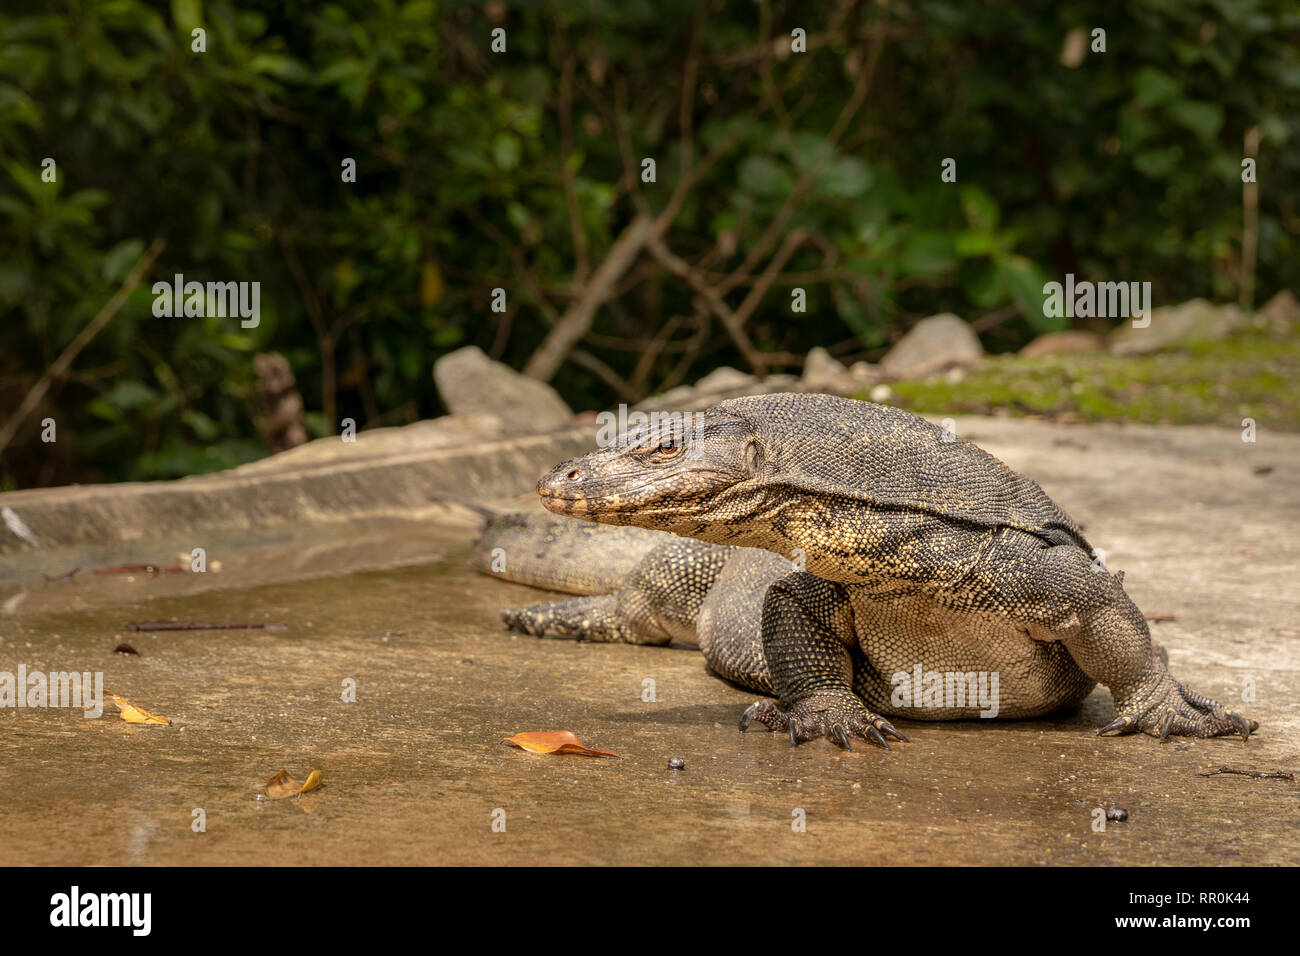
1, 416, 1297, 865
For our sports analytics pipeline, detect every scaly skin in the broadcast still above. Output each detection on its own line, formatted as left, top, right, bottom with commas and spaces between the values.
494, 393, 1256, 751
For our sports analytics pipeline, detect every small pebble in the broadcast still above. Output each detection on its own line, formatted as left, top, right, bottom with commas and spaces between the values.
668, 756, 685, 770
1106, 806, 1128, 822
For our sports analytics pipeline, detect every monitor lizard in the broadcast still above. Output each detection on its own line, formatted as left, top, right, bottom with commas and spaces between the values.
482, 393, 1257, 750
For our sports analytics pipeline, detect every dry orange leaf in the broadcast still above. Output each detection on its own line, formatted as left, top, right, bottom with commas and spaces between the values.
503, 730, 619, 758
107, 692, 171, 725
266, 769, 324, 799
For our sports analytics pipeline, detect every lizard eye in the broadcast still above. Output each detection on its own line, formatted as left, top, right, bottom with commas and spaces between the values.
653, 437, 685, 459
631, 432, 685, 461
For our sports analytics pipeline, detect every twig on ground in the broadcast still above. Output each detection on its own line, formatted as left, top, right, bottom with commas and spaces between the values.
1196, 766, 1293, 781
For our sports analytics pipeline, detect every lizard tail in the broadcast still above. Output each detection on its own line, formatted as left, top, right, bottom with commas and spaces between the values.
473, 509, 666, 596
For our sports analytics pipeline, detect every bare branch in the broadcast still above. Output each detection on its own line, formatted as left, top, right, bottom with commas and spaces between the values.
568, 349, 638, 403
557, 50, 590, 283
648, 236, 769, 376
0, 238, 166, 456
523, 214, 657, 381
729, 226, 810, 328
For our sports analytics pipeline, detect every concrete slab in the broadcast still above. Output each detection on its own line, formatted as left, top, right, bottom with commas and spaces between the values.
0, 415, 1296, 865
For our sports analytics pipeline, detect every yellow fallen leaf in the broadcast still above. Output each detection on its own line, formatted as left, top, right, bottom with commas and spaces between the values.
266, 769, 324, 799
503, 730, 619, 758
419, 259, 444, 306
107, 692, 171, 725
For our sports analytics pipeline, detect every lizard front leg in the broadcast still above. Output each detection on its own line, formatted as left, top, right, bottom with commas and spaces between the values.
501, 538, 726, 646
502, 594, 667, 644
739, 572, 908, 750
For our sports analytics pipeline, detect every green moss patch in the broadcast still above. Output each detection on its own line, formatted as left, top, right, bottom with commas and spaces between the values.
872, 324, 1300, 431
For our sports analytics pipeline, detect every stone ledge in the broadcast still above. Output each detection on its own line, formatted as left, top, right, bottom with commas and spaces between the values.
0, 419, 593, 568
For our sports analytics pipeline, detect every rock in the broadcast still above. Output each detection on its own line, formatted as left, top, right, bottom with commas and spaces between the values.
1108, 299, 1248, 356
1019, 330, 1104, 359
636, 371, 800, 412
233, 413, 508, 473
1258, 290, 1300, 328
848, 361, 879, 383
801, 347, 858, 395
433, 346, 573, 430
880, 314, 983, 380
694, 366, 756, 393
802, 346, 844, 383
868, 384, 893, 404
642, 385, 697, 409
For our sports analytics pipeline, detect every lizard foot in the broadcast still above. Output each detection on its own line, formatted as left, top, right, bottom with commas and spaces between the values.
501, 596, 636, 643
739, 693, 908, 751
501, 603, 602, 639
501, 605, 565, 637
1100, 671, 1257, 741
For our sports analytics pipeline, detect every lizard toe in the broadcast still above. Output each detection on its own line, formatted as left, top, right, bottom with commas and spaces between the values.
738, 698, 788, 733
831, 724, 853, 751
501, 607, 544, 636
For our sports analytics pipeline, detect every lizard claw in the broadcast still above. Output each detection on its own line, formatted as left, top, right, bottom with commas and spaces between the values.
1229, 712, 1255, 741
735, 693, 907, 750
1104, 671, 1259, 741
1097, 715, 1133, 736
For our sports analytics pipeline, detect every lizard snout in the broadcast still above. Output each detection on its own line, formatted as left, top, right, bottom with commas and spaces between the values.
538, 467, 576, 493
537, 460, 587, 503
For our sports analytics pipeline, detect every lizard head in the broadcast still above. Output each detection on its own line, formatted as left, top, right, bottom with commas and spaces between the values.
537, 403, 771, 538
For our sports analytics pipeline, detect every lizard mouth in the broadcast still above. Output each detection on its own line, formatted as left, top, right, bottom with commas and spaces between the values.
537, 467, 733, 518
537, 478, 658, 503
536, 479, 659, 515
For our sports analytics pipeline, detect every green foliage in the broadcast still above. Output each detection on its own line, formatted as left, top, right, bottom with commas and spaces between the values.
1, 0, 1297, 487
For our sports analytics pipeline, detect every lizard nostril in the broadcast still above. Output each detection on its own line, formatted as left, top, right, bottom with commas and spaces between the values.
566, 469, 581, 481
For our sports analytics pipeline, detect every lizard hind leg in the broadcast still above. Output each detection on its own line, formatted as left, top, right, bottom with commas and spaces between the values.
979, 532, 1257, 741
1040, 551, 1259, 741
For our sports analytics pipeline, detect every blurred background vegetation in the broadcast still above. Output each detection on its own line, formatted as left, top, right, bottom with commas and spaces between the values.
2, 0, 1298, 488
